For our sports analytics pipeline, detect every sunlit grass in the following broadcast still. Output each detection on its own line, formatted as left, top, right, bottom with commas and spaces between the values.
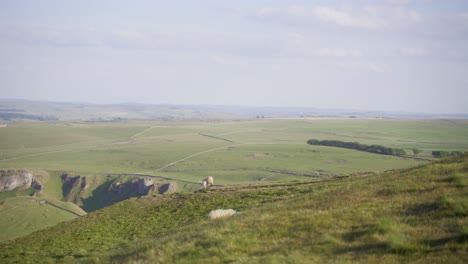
96, 155, 468, 263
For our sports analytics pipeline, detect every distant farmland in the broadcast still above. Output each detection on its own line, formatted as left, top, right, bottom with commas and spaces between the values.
1, 118, 467, 185
1, 118, 468, 242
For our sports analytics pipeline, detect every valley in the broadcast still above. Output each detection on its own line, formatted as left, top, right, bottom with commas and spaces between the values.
0, 118, 467, 262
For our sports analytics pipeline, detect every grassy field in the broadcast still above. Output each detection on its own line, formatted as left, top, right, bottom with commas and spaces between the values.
1, 118, 467, 244
0, 196, 86, 242
2, 118, 467, 183
0, 154, 466, 263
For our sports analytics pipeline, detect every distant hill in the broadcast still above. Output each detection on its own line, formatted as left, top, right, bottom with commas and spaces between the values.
1, 155, 466, 263
1, 99, 466, 121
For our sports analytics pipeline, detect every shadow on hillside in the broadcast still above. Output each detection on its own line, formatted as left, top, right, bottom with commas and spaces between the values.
81, 180, 115, 212
45, 201, 82, 217
405, 202, 440, 216
341, 225, 376, 243
425, 235, 468, 248
334, 242, 387, 254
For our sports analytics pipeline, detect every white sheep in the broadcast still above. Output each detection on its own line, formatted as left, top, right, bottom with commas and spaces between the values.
200, 176, 214, 189
208, 209, 237, 220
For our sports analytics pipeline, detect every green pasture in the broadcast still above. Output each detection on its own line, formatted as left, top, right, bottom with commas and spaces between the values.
221, 119, 468, 151
0, 196, 86, 242
0, 118, 467, 249
0, 123, 143, 149
1, 119, 468, 185
157, 144, 424, 184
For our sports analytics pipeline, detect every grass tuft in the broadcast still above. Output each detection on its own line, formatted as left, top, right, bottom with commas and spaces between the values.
438, 195, 468, 217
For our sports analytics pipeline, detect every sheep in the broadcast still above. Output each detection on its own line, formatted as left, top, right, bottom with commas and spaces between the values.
200, 176, 214, 189
208, 209, 237, 220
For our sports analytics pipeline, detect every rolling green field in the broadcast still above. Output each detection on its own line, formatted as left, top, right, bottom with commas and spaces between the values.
2, 118, 467, 185
1, 118, 468, 243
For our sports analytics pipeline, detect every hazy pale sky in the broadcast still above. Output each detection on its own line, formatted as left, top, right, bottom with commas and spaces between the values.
1, 0, 467, 113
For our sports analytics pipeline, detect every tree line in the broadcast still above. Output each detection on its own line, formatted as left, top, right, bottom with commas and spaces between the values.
432, 150, 464, 158
307, 139, 407, 156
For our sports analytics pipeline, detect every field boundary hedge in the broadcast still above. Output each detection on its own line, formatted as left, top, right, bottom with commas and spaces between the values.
307, 139, 406, 156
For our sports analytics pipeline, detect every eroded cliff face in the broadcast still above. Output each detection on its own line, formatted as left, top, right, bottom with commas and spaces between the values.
0, 170, 40, 192
61, 174, 91, 206
137, 177, 155, 195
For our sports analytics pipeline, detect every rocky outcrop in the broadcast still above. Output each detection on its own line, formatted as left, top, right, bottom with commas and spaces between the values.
62, 174, 80, 188
0, 170, 37, 192
108, 180, 126, 194
158, 182, 176, 194
61, 174, 88, 205
137, 177, 155, 195
108, 178, 174, 196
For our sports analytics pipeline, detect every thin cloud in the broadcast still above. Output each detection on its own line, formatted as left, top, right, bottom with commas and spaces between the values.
0, 25, 104, 47
312, 6, 387, 29
317, 48, 362, 58
287, 5, 307, 18
460, 13, 468, 27
283, 5, 422, 30
255, 7, 279, 19
0, 25, 150, 48
385, 0, 411, 5
368, 63, 391, 73
251, 4, 422, 31
212, 55, 249, 66
399, 47, 428, 56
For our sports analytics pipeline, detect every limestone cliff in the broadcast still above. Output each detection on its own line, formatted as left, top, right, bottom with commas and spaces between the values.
137, 177, 155, 195
158, 182, 176, 194
61, 174, 88, 205
0, 170, 40, 192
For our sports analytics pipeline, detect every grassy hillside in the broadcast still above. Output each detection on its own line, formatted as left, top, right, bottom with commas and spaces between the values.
0, 196, 86, 242
0, 170, 79, 243
0, 118, 467, 248
0, 155, 467, 263
0, 169, 87, 242
0, 169, 185, 242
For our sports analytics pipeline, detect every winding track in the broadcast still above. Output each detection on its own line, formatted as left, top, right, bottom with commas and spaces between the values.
0, 127, 256, 166
0, 126, 155, 163
140, 143, 249, 174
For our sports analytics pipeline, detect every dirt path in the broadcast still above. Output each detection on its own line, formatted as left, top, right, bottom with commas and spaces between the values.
140, 143, 249, 174
0, 147, 92, 162
216, 130, 261, 136
130, 126, 153, 139
0, 126, 254, 164
0, 126, 154, 163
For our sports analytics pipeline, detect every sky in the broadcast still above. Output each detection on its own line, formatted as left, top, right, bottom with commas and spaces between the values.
0, 0, 467, 114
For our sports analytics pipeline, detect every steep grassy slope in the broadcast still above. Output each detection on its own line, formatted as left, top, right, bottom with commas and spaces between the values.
0, 169, 87, 242
0, 155, 467, 263
0, 169, 184, 242
0, 180, 312, 262
0, 197, 86, 242
101, 155, 468, 264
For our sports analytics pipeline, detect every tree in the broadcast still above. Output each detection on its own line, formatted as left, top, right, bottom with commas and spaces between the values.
432, 151, 449, 158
